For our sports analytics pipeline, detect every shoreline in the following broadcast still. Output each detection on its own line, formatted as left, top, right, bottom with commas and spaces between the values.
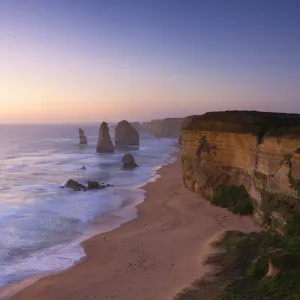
0, 154, 176, 299
7, 154, 259, 300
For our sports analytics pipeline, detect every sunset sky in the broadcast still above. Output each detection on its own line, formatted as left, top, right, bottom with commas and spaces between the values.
1, 0, 300, 123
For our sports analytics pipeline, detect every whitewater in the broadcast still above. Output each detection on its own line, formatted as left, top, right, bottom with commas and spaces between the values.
0, 124, 177, 286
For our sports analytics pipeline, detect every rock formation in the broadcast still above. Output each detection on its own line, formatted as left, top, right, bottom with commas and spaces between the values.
265, 258, 280, 278
181, 111, 300, 233
130, 122, 141, 131
96, 122, 114, 153
122, 153, 138, 169
65, 179, 87, 191
87, 181, 112, 190
79, 128, 87, 145
141, 118, 183, 138
64, 179, 112, 191
115, 120, 139, 146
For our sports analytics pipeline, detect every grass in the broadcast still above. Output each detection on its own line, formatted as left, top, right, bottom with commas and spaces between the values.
174, 229, 300, 300
211, 185, 253, 215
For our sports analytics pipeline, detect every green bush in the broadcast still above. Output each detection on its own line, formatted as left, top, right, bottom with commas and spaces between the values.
174, 231, 300, 300
284, 214, 300, 236
212, 185, 253, 215
247, 256, 268, 279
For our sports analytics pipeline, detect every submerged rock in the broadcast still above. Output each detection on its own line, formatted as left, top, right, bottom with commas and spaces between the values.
96, 122, 114, 153
122, 153, 138, 170
64, 179, 113, 191
87, 181, 113, 190
115, 120, 139, 146
65, 179, 87, 191
79, 128, 88, 145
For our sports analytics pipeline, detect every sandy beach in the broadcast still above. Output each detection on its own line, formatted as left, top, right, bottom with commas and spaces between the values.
8, 155, 260, 300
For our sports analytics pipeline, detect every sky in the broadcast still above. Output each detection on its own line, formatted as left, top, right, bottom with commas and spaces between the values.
0, 0, 300, 123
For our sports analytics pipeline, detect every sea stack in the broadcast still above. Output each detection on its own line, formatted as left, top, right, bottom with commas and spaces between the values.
96, 122, 114, 153
79, 128, 87, 145
115, 120, 139, 146
122, 153, 138, 169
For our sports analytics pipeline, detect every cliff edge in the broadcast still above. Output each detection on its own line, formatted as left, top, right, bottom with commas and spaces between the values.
181, 111, 300, 233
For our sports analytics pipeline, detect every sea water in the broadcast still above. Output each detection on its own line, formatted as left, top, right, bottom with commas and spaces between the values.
0, 124, 177, 287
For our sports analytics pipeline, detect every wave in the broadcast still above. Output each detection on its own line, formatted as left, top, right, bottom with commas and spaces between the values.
0, 128, 177, 287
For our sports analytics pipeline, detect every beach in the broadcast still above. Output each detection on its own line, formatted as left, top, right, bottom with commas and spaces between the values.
9, 155, 260, 300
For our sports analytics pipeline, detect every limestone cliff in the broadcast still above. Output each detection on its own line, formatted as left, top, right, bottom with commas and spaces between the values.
79, 128, 87, 145
96, 122, 114, 153
115, 120, 139, 146
142, 118, 183, 138
181, 111, 300, 233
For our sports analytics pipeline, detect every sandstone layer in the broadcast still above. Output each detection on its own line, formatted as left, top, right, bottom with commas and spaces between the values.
181, 111, 300, 233
142, 118, 183, 138
96, 122, 114, 153
115, 120, 139, 146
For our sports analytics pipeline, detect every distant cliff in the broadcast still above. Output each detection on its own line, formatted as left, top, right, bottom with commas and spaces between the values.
141, 118, 183, 138
181, 111, 300, 233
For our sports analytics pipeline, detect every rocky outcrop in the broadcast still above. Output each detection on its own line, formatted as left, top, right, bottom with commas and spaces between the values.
96, 122, 114, 153
79, 128, 87, 145
181, 111, 300, 233
141, 118, 183, 138
131, 122, 141, 131
64, 179, 112, 191
178, 115, 197, 145
122, 153, 138, 169
115, 120, 139, 146
65, 179, 87, 191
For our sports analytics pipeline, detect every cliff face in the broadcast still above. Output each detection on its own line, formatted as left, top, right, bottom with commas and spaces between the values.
142, 118, 183, 138
181, 111, 300, 233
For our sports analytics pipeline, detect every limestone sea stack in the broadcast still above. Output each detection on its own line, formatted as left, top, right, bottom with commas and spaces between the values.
96, 122, 114, 153
115, 120, 139, 146
79, 128, 87, 145
122, 153, 138, 169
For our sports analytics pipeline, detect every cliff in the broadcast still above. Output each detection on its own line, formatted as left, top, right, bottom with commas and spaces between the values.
142, 118, 183, 138
181, 111, 300, 233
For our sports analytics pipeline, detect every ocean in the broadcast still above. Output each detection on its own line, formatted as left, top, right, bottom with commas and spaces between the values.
0, 124, 177, 287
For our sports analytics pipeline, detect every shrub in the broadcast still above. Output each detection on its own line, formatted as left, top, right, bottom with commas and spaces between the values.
212, 185, 253, 215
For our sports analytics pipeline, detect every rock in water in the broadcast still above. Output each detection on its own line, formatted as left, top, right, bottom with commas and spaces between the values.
122, 153, 138, 169
79, 128, 88, 145
115, 120, 139, 146
87, 181, 112, 190
64, 179, 112, 191
87, 181, 101, 189
96, 122, 114, 153
66, 179, 87, 191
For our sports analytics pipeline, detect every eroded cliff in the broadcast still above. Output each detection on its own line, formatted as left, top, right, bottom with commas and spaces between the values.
142, 118, 183, 138
181, 111, 300, 232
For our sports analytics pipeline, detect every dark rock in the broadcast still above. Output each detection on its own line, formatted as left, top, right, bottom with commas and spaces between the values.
87, 181, 101, 189
96, 122, 114, 153
66, 179, 87, 191
122, 153, 138, 170
87, 181, 113, 190
115, 120, 139, 146
81, 166, 86, 170
79, 128, 88, 145
64, 179, 113, 191
130, 122, 141, 131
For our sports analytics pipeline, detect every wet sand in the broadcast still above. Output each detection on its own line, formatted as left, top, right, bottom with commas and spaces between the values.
9, 155, 260, 300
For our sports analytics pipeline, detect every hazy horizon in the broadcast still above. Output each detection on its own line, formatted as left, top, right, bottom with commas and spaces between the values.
1, 0, 300, 124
